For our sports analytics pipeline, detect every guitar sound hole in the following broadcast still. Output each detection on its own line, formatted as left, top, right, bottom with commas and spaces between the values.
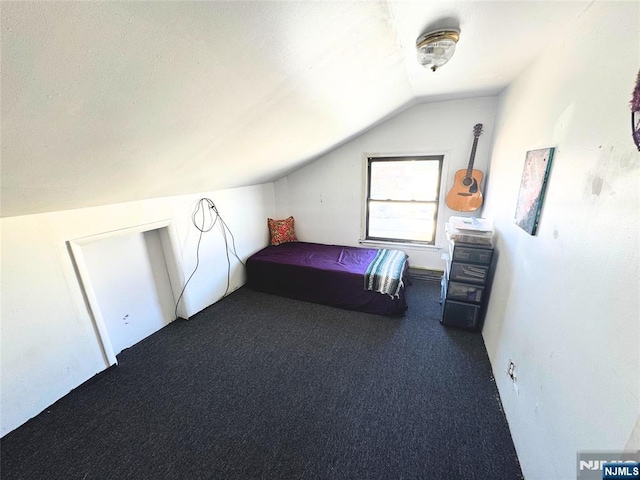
462, 177, 473, 187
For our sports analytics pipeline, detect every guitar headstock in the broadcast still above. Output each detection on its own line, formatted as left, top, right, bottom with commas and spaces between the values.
473, 123, 483, 138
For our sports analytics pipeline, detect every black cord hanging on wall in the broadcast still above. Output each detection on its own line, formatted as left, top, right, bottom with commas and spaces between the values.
173, 198, 244, 320
631, 68, 640, 151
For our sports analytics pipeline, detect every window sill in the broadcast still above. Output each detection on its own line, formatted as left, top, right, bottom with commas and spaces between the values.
359, 239, 442, 252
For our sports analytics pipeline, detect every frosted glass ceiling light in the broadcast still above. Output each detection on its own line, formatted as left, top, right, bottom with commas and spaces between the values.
416, 29, 460, 72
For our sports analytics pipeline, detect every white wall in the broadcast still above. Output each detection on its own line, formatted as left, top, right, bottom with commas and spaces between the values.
274, 97, 498, 270
80, 229, 176, 356
0, 184, 275, 436
481, 2, 640, 479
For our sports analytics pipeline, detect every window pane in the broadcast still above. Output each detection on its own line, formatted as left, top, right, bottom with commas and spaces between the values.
370, 160, 440, 201
368, 201, 436, 242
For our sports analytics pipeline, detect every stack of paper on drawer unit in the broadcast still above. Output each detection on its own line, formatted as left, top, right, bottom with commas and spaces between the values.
445, 216, 494, 246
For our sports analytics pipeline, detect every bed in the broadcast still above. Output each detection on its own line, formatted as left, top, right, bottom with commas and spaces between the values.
246, 242, 409, 316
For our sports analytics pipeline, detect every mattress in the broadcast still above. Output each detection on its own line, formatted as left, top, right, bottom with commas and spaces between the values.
246, 242, 408, 316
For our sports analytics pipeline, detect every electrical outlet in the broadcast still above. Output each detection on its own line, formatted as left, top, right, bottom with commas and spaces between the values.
507, 360, 516, 382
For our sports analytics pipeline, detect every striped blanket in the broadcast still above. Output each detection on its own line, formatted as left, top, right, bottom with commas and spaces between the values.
364, 249, 408, 298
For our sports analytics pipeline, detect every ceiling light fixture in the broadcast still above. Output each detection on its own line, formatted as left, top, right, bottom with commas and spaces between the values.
416, 29, 460, 72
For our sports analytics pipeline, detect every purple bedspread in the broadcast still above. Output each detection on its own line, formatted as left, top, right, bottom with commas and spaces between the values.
246, 242, 408, 316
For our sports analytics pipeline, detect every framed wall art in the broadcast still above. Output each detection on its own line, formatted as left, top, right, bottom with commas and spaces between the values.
631, 68, 640, 151
514, 147, 555, 235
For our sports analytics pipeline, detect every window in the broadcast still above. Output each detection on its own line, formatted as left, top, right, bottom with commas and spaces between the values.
364, 155, 443, 245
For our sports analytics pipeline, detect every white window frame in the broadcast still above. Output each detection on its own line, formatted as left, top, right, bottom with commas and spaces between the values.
360, 153, 446, 249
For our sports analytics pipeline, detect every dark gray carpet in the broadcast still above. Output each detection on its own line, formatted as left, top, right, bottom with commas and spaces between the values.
0, 280, 522, 479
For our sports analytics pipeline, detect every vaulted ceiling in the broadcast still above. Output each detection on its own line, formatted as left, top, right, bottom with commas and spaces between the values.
1, 1, 591, 217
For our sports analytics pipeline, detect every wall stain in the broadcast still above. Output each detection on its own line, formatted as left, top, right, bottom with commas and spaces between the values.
584, 143, 636, 199
591, 176, 604, 196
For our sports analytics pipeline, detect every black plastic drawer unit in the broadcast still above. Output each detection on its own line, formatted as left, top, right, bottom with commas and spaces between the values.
442, 300, 480, 330
449, 263, 489, 284
441, 239, 495, 332
447, 281, 484, 303
452, 246, 493, 265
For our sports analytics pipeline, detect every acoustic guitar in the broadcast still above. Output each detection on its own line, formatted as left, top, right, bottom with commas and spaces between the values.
446, 123, 484, 212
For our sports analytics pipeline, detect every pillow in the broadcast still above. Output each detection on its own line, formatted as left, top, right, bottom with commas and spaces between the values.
268, 216, 298, 245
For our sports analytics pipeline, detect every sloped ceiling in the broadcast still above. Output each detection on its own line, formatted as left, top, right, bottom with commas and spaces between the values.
1, 1, 590, 217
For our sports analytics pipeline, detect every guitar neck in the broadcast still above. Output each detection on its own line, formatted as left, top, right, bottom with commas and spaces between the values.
466, 136, 480, 178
